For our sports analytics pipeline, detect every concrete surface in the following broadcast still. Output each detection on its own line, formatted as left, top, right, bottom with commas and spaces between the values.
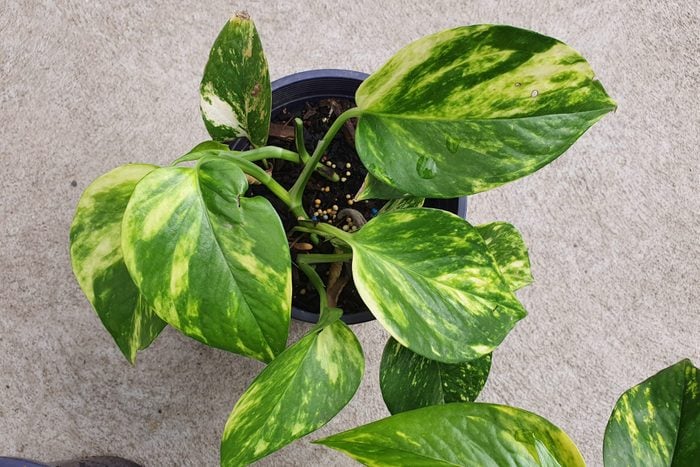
1, 0, 697, 465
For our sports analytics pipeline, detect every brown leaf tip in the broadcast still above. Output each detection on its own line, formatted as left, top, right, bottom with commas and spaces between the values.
232, 11, 251, 21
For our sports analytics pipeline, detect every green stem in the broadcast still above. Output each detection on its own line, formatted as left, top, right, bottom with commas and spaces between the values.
240, 146, 300, 163
293, 118, 310, 162
297, 262, 328, 310
220, 155, 298, 213
309, 221, 354, 244
288, 107, 362, 210
297, 253, 353, 264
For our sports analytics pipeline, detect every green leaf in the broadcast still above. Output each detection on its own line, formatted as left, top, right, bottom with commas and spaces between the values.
172, 140, 232, 165
378, 196, 425, 214
121, 157, 290, 362
200, 12, 271, 147
355, 174, 410, 201
221, 319, 364, 466
344, 208, 526, 363
315, 402, 585, 466
355, 24, 616, 198
380, 337, 491, 414
604, 359, 700, 466
70, 164, 166, 364
477, 222, 533, 291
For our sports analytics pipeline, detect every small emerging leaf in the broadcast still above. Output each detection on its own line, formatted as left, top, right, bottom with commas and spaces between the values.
121, 157, 291, 362
70, 164, 166, 363
477, 222, 533, 291
344, 208, 526, 363
378, 196, 425, 214
380, 337, 491, 414
355, 24, 616, 198
221, 319, 364, 466
200, 12, 271, 147
604, 359, 700, 466
316, 402, 585, 466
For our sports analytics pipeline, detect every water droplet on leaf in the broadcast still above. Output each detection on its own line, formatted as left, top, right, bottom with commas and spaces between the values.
515, 82, 521, 87
530, 90, 539, 97
416, 156, 437, 179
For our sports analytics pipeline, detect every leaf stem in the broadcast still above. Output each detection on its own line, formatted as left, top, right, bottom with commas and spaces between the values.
288, 107, 362, 211
297, 262, 328, 310
297, 253, 353, 264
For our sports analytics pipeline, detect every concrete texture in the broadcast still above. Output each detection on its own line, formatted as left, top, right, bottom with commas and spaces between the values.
0, 0, 697, 465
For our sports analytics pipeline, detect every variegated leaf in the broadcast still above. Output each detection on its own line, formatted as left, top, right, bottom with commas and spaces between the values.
172, 140, 231, 164
221, 319, 364, 466
355, 174, 409, 201
477, 222, 533, 291
316, 402, 585, 466
355, 24, 616, 198
604, 359, 699, 466
70, 164, 166, 364
380, 337, 491, 414
344, 208, 526, 363
200, 12, 271, 147
121, 157, 290, 362
378, 196, 425, 214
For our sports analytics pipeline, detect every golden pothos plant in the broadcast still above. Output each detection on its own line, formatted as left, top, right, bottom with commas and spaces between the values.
68, 12, 698, 467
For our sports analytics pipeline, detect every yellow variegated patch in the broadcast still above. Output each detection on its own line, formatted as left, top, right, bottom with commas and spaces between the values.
70, 164, 166, 364
221, 319, 364, 466
316, 402, 585, 466
121, 157, 291, 362
604, 359, 699, 466
355, 24, 616, 198
200, 12, 271, 147
344, 208, 526, 363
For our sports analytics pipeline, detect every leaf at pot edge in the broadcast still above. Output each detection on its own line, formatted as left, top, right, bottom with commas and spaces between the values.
355, 173, 410, 201
380, 336, 491, 414
355, 24, 616, 198
346, 208, 526, 363
70, 164, 166, 364
315, 402, 585, 467
476, 222, 533, 291
121, 157, 291, 362
221, 319, 364, 467
172, 140, 232, 164
200, 12, 271, 147
603, 359, 699, 466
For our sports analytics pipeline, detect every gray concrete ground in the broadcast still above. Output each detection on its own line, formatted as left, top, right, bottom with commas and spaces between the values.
1, 1, 698, 465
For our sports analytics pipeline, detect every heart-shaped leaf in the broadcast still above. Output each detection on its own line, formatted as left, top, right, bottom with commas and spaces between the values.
121, 157, 290, 362
316, 402, 585, 466
604, 359, 699, 466
477, 222, 533, 291
344, 208, 526, 363
355, 24, 616, 198
200, 12, 271, 147
380, 337, 491, 414
221, 319, 364, 466
70, 164, 166, 364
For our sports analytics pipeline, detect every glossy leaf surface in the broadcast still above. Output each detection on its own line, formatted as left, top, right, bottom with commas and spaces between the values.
221, 319, 364, 466
380, 337, 491, 414
316, 402, 585, 466
200, 12, 271, 147
355, 24, 616, 198
345, 208, 526, 363
355, 173, 409, 201
70, 164, 166, 363
122, 158, 290, 362
477, 222, 533, 291
604, 359, 699, 466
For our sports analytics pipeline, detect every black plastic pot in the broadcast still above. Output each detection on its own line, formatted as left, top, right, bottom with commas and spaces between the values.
233, 69, 467, 324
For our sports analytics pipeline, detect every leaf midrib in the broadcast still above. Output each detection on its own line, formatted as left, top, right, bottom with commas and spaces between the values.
360, 106, 614, 123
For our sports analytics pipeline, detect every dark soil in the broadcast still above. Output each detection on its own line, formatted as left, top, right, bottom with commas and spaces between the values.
247, 98, 382, 318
